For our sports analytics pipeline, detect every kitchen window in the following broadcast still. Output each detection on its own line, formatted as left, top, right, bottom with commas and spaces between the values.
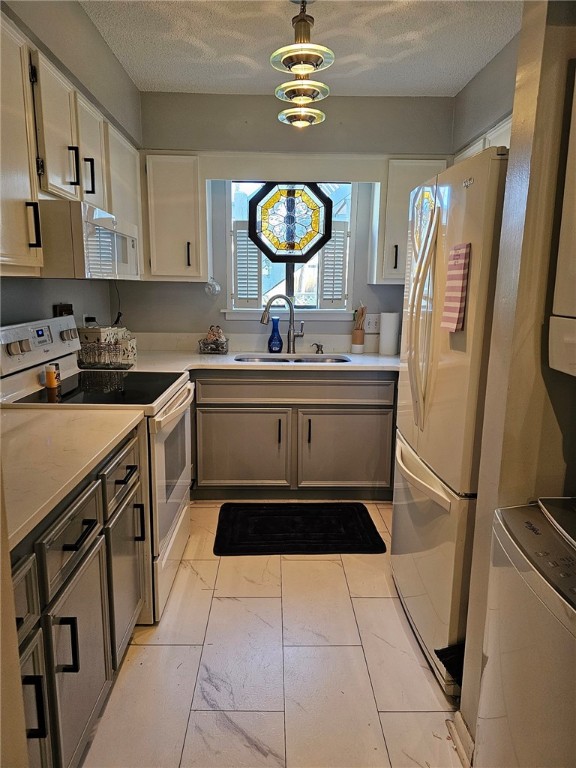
199, 152, 387, 319
230, 181, 356, 311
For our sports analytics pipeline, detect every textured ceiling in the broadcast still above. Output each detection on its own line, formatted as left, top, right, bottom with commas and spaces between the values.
80, 0, 523, 97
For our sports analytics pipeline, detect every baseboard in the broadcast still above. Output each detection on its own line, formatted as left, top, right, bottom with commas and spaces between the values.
447, 711, 474, 768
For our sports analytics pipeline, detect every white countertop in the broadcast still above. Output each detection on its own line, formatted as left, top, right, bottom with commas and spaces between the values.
130, 351, 401, 373
2, 408, 143, 549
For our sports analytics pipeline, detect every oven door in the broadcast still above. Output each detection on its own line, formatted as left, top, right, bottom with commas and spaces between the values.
148, 382, 194, 558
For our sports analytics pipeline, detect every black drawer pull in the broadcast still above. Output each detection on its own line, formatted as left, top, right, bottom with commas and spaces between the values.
25, 201, 42, 247
393, 244, 399, 270
22, 675, 48, 739
84, 157, 96, 194
114, 464, 138, 486
186, 241, 191, 267
62, 518, 98, 552
277, 419, 282, 444
134, 503, 146, 542
55, 616, 80, 673
67, 145, 80, 186
307, 418, 312, 444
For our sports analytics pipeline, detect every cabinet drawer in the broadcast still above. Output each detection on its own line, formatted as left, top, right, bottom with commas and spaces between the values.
35, 481, 103, 605
99, 435, 139, 519
13, 554, 40, 646
196, 378, 395, 405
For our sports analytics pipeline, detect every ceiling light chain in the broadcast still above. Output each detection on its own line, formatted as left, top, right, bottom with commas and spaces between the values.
270, 0, 334, 127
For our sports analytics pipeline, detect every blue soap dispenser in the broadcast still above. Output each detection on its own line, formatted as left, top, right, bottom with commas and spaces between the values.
268, 316, 283, 353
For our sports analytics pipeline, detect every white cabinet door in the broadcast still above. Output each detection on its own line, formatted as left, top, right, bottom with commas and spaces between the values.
485, 116, 512, 148
76, 94, 108, 210
146, 155, 206, 279
105, 124, 141, 229
379, 159, 447, 283
31, 51, 81, 201
0, 21, 43, 271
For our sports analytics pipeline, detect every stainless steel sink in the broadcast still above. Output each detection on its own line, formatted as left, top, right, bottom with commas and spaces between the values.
234, 355, 292, 363
233, 354, 350, 363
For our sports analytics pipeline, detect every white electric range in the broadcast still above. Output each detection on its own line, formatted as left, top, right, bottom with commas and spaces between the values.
0, 316, 194, 622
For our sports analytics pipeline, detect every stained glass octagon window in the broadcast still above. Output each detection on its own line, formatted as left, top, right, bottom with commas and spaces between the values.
248, 182, 333, 263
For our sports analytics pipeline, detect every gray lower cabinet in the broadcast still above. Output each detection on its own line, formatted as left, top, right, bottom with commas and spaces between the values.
20, 628, 52, 768
197, 407, 291, 486
297, 408, 393, 487
44, 536, 112, 768
104, 481, 145, 669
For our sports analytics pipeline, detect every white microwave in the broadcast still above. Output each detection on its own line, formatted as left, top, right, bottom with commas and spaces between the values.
40, 200, 140, 280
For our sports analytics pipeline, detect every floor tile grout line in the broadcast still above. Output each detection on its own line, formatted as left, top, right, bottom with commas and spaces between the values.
342, 557, 394, 768
279, 548, 288, 768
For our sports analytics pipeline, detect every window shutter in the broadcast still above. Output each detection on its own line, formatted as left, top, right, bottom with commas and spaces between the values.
233, 221, 261, 308
84, 225, 115, 279
319, 221, 348, 309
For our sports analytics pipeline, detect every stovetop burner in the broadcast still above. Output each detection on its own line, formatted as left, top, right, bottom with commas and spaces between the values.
16, 370, 184, 406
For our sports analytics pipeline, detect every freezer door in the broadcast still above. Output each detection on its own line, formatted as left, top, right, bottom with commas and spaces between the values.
391, 432, 475, 691
397, 178, 439, 452
417, 148, 507, 494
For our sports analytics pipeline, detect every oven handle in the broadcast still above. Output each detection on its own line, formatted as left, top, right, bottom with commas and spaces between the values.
149, 383, 195, 433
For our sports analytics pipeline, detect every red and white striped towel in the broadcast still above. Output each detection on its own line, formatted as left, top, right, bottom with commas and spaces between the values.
441, 243, 471, 332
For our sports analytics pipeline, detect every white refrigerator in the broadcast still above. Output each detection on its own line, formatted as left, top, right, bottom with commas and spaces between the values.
391, 147, 508, 694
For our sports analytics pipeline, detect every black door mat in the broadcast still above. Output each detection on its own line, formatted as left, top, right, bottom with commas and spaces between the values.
213, 502, 386, 556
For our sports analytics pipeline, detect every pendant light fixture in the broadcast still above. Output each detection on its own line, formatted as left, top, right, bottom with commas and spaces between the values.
271, 0, 334, 127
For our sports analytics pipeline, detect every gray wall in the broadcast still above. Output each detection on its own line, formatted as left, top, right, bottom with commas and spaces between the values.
142, 93, 454, 155
3, 0, 142, 144
0, 279, 112, 329
452, 34, 520, 152
114, 181, 403, 337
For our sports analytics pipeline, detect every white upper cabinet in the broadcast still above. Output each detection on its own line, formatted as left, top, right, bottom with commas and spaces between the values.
31, 50, 82, 201
371, 158, 447, 283
0, 20, 43, 273
105, 124, 141, 230
146, 155, 208, 280
76, 93, 108, 210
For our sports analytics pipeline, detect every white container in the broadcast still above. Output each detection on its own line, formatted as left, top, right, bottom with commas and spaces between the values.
379, 312, 400, 355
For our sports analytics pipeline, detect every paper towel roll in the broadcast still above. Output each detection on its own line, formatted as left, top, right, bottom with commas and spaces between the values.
379, 312, 400, 356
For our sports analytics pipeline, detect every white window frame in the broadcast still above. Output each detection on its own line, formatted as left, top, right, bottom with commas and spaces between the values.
224, 180, 360, 319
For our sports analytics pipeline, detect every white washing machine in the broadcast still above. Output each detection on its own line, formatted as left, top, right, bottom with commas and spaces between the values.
474, 499, 576, 768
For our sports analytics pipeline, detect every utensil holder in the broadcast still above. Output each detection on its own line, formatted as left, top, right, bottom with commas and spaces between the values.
351, 329, 365, 354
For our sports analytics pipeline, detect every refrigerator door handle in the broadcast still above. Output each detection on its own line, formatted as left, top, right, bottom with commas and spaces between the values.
411, 206, 440, 431
395, 439, 452, 512
407, 200, 436, 428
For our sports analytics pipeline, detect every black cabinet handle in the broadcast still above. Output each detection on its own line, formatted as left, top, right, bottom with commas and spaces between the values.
84, 157, 96, 194
186, 241, 191, 267
393, 244, 399, 270
115, 464, 138, 486
62, 518, 98, 552
55, 617, 80, 673
134, 502, 146, 542
307, 418, 312, 444
67, 146, 80, 186
25, 202, 42, 247
22, 675, 48, 739
277, 419, 282, 444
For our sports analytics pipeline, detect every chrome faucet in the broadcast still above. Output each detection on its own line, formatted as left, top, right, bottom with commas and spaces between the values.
260, 294, 304, 353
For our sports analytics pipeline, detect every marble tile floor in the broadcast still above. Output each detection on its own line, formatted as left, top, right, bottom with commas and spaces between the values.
83, 501, 460, 768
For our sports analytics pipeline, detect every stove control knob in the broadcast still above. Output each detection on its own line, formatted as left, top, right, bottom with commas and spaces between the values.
60, 329, 72, 341
69, 328, 78, 339
6, 341, 22, 356
19, 338, 31, 353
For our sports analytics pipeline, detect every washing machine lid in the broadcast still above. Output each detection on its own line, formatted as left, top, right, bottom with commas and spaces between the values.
538, 497, 576, 549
